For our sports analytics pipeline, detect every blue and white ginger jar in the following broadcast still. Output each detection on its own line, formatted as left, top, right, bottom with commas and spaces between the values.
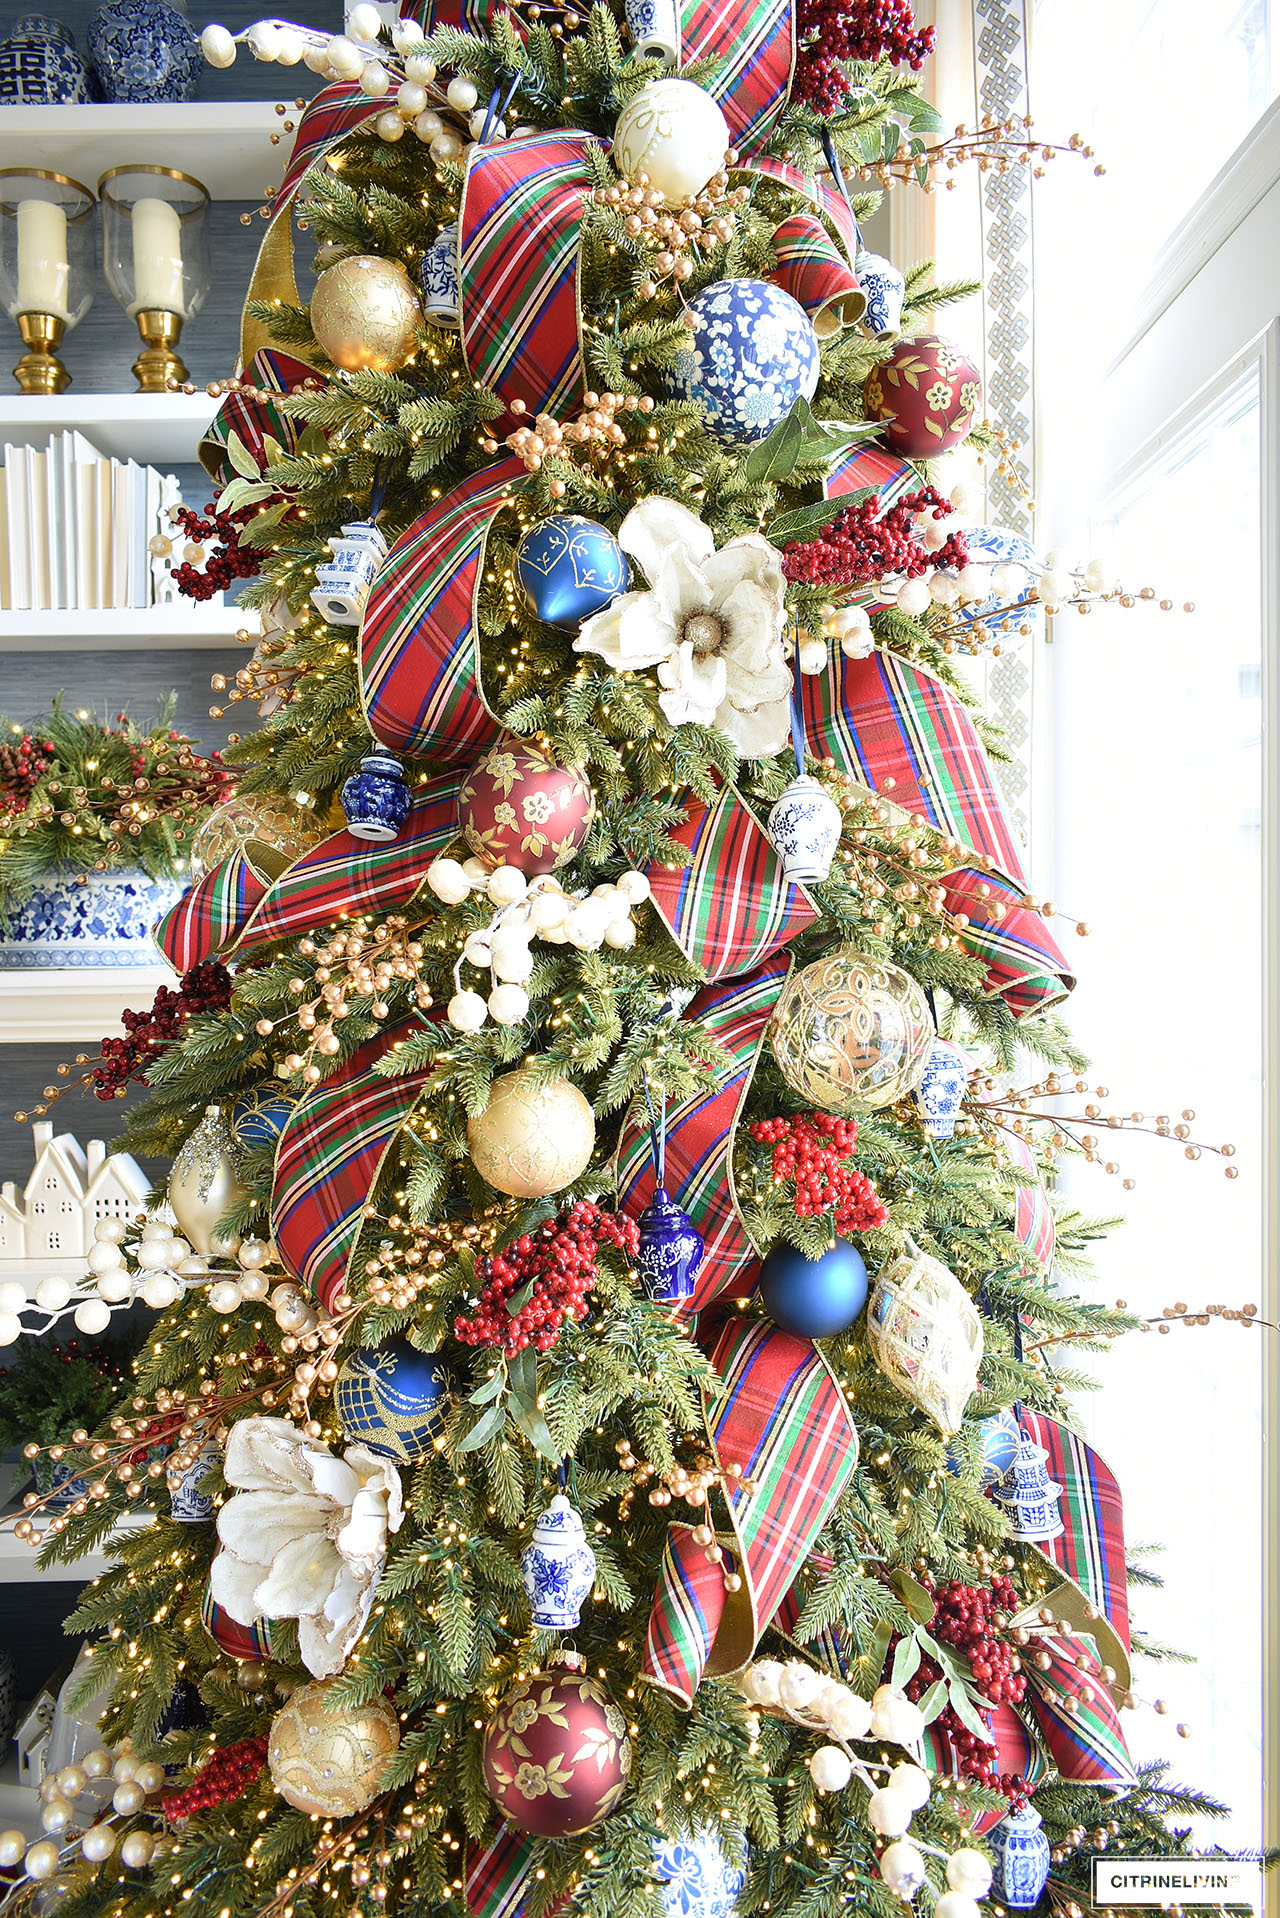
667, 278, 820, 444
767, 773, 842, 886
520, 1493, 596, 1630
856, 252, 905, 338
311, 519, 388, 626
87, 0, 200, 101
169, 1440, 219, 1524
0, 867, 183, 970
636, 1187, 704, 1306
0, 16, 93, 102
913, 1035, 969, 1139
341, 753, 412, 843
419, 222, 460, 329
990, 1803, 1051, 1909
653, 1826, 747, 1918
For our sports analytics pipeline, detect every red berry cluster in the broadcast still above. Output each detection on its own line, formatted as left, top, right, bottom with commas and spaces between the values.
161, 1735, 268, 1819
93, 961, 233, 1099
170, 503, 266, 601
794, 0, 935, 114
0, 734, 56, 814
902, 1575, 1031, 1806
748, 1112, 888, 1235
783, 487, 969, 589
454, 1201, 641, 1356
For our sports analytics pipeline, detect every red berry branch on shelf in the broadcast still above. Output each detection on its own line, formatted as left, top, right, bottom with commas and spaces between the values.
748, 1113, 889, 1235
93, 962, 235, 1100
170, 502, 268, 601
454, 1201, 641, 1355
784, 486, 969, 589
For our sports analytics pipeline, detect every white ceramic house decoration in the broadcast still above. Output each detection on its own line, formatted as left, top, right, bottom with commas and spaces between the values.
0, 1122, 149, 1270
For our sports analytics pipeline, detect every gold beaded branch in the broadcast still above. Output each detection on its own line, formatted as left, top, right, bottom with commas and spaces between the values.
856, 114, 1102, 192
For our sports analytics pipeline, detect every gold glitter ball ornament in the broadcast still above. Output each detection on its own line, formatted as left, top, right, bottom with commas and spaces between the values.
768, 948, 935, 1113
309, 254, 422, 374
189, 793, 324, 880
467, 1066, 596, 1198
268, 1679, 400, 1816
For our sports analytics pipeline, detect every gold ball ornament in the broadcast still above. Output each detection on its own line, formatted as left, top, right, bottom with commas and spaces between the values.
309, 254, 422, 374
768, 949, 935, 1113
467, 1067, 596, 1198
190, 793, 324, 880
167, 1104, 249, 1258
268, 1680, 400, 1817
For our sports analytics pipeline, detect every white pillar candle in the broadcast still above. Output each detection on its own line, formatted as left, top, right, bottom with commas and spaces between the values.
16, 199, 69, 318
130, 196, 185, 316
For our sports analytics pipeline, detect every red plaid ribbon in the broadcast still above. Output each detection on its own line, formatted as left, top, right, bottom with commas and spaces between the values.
739, 155, 861, 264
645, 785, 818, 983
1020, 1409, 1130, 1658
360, 459, 525, 763
1022, 1627, 1135, 1790
200, 348, 314, 488
154, 849, 270, 974
770, 210, 866, 333
276, 79, 385, 212
683, 0, 795, 151
943, 870, 1075, 1016
999, 1127, 1056, 1271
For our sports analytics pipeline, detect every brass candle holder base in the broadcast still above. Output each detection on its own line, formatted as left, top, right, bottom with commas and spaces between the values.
13, 311, 69, 394
132, 308, 188, 392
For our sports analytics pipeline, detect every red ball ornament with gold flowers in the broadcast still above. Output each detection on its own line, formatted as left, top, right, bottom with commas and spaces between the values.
863, 333, 983, 458
457, 736, 595, 875
481, 1651, 631, 1836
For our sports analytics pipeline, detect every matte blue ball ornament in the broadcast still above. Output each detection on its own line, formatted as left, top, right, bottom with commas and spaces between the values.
990, 1803, 1051, 1908
667, 278, 820, 444
341, 752, 412, 843
520, 1494, 597, 1630
335, 1339, 449, 1462
653, 1826, 747, 1918
515, 515, 630, 630
637, 1187, 704, 1306
757, 1238, 869, 1340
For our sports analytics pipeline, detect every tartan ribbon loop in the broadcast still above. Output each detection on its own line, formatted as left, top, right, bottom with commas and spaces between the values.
154, 848, 272, 975
682, 0, 795, 152
770, 210, 866, 335
1016, 1408, 1130, 1674
642, 1315, 859, 1707
645, 784, 819, 984
738, 154, 861, 265
200, 347, 314, 488
272, 1018, 439, 1311
1020, 1627, 1136, 1791
997, 1126, 1057, 1272
359, 459, 525, 762
943, 870, 1075, 1016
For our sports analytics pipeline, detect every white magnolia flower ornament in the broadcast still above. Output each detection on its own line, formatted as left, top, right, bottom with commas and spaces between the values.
210, 1415, 404, 1679
572, 495, 792, 755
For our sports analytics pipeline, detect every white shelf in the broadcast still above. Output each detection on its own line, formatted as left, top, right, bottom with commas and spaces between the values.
0, 1265, 84, 1301
0, 1505, 149, 1584
0, 968, 172, 1042
0, 393, 218, 466
0, 102, 295, 202
0, 1754, 38, 1838
0, 604, 251, 649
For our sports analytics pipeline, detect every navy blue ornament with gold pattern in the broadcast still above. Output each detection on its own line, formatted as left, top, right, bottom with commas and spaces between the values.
231, 1089, 301, 1150
335, 1338, 448, 1462
757, 1238, 869, 1340
515, 515, 629, 631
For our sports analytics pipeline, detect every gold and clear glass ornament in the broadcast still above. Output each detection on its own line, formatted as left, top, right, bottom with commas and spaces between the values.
867, 1242, 983, 1434
768, 949, 935, 1113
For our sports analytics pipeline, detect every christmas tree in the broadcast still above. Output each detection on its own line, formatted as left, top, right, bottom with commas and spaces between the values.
4, 3, 1234, 1915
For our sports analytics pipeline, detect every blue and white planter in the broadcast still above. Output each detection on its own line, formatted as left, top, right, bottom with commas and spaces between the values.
87, 0, 200, 101
653, 1827, 747, 1918
0, 867, 183, 970
521, 1494, 596, 1630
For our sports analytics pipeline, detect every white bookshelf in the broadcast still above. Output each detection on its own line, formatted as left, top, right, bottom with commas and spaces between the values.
0, 393, 219, 466
0, 969, 172, 1043
0, 101, 297, 202
0, 605, 250, 649
0, 1506, 149, 1584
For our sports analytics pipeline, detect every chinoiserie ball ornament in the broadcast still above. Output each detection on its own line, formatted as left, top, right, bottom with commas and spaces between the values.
667, 278, 820, 444
334, 1338, 449, 1462
268, 1680, 400, 1817
309, 254, 422, 374
190, 793, 322, 880
863, 334, 982, 459
168, 1105, 249, 1258
768, 949, 935, 1114
457, 736, 595, 874
467, 1067, 596, 1198
757, 1238, 869, 1340
482, 1652, 631, 1836
515, 515, 630, 630
611, 78, 730, 204
201, 1583, 274, 1663
653, 1827, 747, 1918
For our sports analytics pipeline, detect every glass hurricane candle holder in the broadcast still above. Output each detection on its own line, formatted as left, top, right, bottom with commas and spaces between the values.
0, 168, 95, 393
98, 164, 209, 391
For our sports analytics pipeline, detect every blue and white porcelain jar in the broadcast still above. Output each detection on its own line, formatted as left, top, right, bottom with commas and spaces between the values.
0, 867, 183, 970
767, 773, 843, 885
341, 753, 412, 843
636, 1187, 704, 1306
169, 1440, 219, 1524
653, 1826, 747, 1918
87, 0, 200, 101
0, 16, 93, 103
311, 519, 389, 625
667, 278, 820, 444
856, 252, 906, 338
913, 1036, 969, 1140
990, 1803, 1052, 1908
520, 1493, 597, 1630
419, 222, 460, 329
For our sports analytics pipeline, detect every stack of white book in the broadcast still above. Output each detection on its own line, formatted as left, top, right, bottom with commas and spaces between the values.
0, 433, 184, 613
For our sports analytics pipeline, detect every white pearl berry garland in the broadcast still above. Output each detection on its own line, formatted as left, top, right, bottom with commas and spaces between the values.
0, 1737, 172, 1883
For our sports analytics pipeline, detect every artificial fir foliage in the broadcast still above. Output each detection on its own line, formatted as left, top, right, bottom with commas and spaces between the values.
12, 4, 1237, 1917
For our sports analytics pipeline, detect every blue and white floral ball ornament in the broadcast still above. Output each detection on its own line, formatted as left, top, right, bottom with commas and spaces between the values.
668, 279, 820, 443
653, 1827, 747, 1918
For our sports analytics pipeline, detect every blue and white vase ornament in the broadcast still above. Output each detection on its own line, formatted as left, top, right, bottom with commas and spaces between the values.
0, 16, 93, 102
990, 1803, 1051, 1908
667, 278, 820, 445
334, 1338, 449, 1461
856, 252, 905, 338
768, 668, 842, 885
994, 1434, 1064, 1542
311, 518, 388, 626
419, 222, 460, 329
635, 1079, 704, 1306
169, 1440, 219, 1524
653, 1826, 747, 1918
622, 0, 679, 60
520, 1493, 597, 1630
87, 0, 200, 102
515, 515, 630, 631
913, 1036, 969, 1140
341, 752, 412, 843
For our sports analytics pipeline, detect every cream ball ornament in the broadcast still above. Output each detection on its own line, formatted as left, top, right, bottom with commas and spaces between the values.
935, 1895, 982, 1918
826, 1688, 873, 1742
488, 984, 530, 1025
0, 1830, 25, 1867
448, 989, 488, 1033
347, 1, 382, 37
612, 78, 730, 203
880, 1841, 927, 1901
200, 21, 236, 64
426, 856, 470, 905
741, 1660, 782, 1706
870, 1685, 925, 1746
467, 1066, 595, 1198
25, 1840, 60, 1881
36, 1275, 73, 1309
867, 1787, 914, 1836
268, 1680, 400, 1817
777, 1661, 823, 1713
809, 1746, 853, 1794
74, 1299, 112, 1335
310, 255, 421, 375
946, 1850, 994, 1897
887, 1763, 931, 1809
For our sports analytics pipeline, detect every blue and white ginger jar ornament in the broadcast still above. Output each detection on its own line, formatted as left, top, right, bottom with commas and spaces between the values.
342, 752, 412, 843
87, 0, 199, 101
0, 867, 183, 970
653, 1826, 747, 1918
419, 222, 460, 328
667, 279, 820, 444
637, 1187, 704, 1306
311, 519, 388, 626
0, 16, 93, 102
913, 1036, 969, 1139
994, 1434, 1064, 1541
515, 515, 630, 630
767, 773, 842, 885
169, 1440, 219, 1524
856, 252, 905, 338
990, 1803, 1051, 1909
335, 1338, 448, 1461
520, 1493, 596, 1630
